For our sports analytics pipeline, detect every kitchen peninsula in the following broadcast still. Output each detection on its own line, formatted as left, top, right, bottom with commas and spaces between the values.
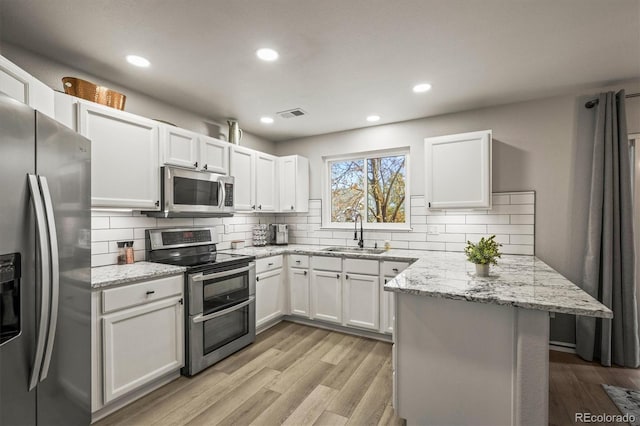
384, 252, 612, 426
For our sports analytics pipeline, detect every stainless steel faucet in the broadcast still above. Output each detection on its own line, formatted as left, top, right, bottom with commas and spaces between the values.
353, 212, 364, 248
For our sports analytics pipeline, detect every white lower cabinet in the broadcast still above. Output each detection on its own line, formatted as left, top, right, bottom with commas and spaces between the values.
92, 275, 184, 413
102, 296, 184, 404
343, 273, 379, 331
311, 270, 342, 324
289, 267, 310, 317
381, 278, 395, 334
256, 268, 285, 327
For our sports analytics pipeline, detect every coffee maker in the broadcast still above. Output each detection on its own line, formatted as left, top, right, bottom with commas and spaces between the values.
269, 224, 289, 245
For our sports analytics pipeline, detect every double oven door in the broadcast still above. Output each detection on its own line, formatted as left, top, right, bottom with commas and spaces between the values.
185, 261, 255, 376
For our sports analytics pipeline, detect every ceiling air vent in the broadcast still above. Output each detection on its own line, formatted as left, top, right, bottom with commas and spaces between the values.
277, 108, 307, 119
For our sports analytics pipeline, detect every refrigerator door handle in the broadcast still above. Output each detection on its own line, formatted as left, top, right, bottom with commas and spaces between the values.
38, 176, 59, 382
27, 174, 51, 391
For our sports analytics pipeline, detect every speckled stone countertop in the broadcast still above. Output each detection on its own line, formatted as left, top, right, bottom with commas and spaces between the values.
91, 262, 186, 289
222, 244, 612, 318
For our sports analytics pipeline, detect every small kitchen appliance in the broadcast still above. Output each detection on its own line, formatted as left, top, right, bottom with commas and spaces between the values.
143, 166, 235, 217
145, 227, 256, 376
269, 224, 289, 245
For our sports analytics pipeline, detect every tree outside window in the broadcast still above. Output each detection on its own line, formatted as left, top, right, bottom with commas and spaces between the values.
329, 152, 407, 226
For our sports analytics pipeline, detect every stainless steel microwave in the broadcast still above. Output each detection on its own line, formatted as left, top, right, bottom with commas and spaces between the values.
144, 166, 235, 217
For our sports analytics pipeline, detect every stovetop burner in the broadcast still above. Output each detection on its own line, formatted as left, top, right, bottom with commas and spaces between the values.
145, 227, 254, 272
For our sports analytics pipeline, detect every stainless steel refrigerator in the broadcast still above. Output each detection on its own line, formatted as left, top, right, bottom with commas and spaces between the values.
0, 93, 92, 425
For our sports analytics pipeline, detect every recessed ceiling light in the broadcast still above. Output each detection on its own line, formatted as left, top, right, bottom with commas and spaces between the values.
126, 55, 150, 68
260, 116, 274, 124
413, 83, 432, 93
256, 48, 279, 61
366, 115, 380, 122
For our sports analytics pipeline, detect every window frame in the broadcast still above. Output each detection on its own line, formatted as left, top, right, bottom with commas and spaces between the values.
322, 147, 411, 230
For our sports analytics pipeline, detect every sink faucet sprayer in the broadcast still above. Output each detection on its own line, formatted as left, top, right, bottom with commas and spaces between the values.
353, 212, 364, 248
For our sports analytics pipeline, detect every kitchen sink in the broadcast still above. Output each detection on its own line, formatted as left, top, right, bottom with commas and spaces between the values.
322, 246, 386, 255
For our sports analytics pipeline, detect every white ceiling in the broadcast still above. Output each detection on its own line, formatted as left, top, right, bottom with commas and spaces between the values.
1, 0, 639, 141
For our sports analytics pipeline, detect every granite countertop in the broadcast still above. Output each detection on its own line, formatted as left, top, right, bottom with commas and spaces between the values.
91, 262, 186, 288
222, 244, 612, 319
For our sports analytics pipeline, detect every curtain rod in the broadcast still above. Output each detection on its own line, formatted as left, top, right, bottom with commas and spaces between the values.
585, 92, 640, 108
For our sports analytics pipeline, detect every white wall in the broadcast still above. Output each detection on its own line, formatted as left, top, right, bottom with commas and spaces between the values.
0, 42, 277, 154
275, 82, 640, 344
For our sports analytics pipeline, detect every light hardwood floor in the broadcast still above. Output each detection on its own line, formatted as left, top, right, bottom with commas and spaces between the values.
95, 321, 403, 426
96, 321, 640, 426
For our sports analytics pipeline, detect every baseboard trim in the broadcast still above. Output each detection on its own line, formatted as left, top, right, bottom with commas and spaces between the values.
283, 316, 393, 342
91, 370, 181, 423
550, 341, 577, 354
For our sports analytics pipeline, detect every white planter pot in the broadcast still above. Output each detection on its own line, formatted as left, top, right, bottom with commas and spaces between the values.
475, 263, 490, 277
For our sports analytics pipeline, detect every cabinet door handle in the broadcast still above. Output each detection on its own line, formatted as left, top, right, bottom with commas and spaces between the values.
194, 161, 199, 168
268, 262, 274, 266
204, 164, 208, 170
291, 205, 294, 210
384, 279, 388, 284
392, 268, 399, 272
258, 205, 262, 210
345, 274, 349, 280
295, 260, 301, 264
251, 205, 256, 210
303, 271, 307, 276
146, 290, 155, 296
155, 200, 160, 207
256, 276, 260, 282
336, 274, 340, 279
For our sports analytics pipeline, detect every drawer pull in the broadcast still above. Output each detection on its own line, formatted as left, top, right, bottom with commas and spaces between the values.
295, 260, 301, 264
304, 271, 307, 276
345, 274, 349, 280
392, 268, 399, 272
336, 274, 340, 279
146, 290, 155, 296
268, 262, 274, 266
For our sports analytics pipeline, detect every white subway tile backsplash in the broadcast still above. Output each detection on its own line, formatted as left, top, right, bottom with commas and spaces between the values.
445, 242, 466, 252
109, 216, 157, 229
409, 241, 446, 251
487, 224, 534, 235
91, 217, 110, 229
501, 245, 535, 255
391, 232, 427, 242
445, 224, 487, 234
156, 218, 195, 227
510, 193, 535, 205
465, 234, 511, 245
427, 233, 466, 243
489, 204, 535, 215
410, 215, 427, 224
92, 228, 133, 242
91, 242, 109, 254
510, 215, 535, 225
492, 194, 510, 205
426, 215, 466, 224
465, 215, 510, 225
510, 235, 534, 245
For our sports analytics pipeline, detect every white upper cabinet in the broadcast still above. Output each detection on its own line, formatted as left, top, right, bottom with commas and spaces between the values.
0, 55, 54, 118
425, 130, 492, 209
230, 145, 256, 211
279, 155, 309, 213
255, 152, 278, 212
161, 126, 199, 169
78, 101, 160, 209
200, 135, 229, 175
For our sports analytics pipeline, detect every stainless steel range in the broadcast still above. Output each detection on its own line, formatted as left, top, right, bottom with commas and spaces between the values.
145, 227, 255, 376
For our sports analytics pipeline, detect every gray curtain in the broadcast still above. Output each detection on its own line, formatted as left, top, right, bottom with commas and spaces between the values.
576, 90, 640, 368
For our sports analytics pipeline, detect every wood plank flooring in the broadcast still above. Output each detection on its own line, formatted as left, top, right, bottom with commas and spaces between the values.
95, 322, 403, 426
96, 321, 640, 426
549, 350, 640, 426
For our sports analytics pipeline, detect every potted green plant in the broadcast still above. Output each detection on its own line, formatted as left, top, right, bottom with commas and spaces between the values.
464, 235, 502, 277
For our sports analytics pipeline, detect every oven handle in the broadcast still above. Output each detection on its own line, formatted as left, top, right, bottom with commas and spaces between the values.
192, 296, 255, 323
191, 265, 252, 282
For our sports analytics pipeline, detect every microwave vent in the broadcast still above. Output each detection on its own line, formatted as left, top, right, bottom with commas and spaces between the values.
277, 108, 307, 119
